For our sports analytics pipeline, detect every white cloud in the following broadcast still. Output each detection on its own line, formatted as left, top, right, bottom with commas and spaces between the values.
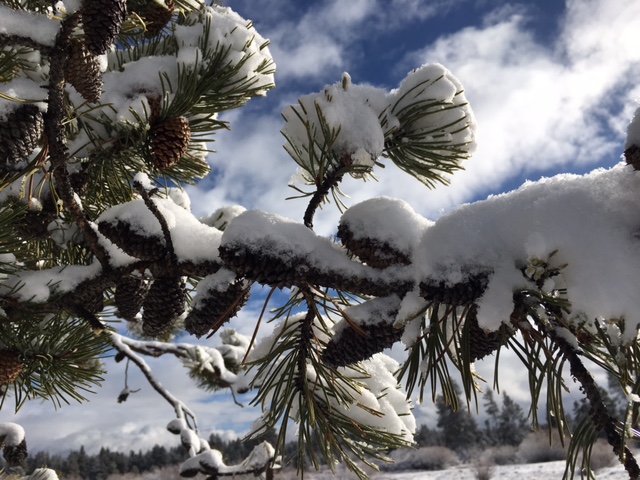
400, 0, 640, 215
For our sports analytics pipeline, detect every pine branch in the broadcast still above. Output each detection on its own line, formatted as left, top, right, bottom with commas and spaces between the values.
44, 12, 111, 268
513, 292, 640, 479
0, 33, 52, 52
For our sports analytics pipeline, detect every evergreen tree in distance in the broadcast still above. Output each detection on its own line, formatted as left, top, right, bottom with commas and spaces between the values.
1, 0, 640, 479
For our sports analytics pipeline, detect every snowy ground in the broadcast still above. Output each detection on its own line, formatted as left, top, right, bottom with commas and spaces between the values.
304, 460, 631, 479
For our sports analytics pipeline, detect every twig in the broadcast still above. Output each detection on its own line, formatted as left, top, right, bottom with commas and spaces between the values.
111, 332, 198, 431
133, 181, 178, 267
303, 167, 344, 229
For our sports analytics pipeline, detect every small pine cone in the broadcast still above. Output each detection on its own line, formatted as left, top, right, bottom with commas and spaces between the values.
218, 244, 298, 289
140, 0, 174, 38
3, 438, 27, 467
420, 273, 489, 307
337, 223, 410, 269
323, 322, 403, 368
0, 349, 25, 386
65, 38, 103, 103
17, 210, 56, 240
142, 277, 186, 337
148, 116, 191, 170
81, 0, 127, 55
0, 104, 43, 163
98, 220, 166, 260
465, 308, 513, 362
185, 280, 250, 338
115, 277, 150, 320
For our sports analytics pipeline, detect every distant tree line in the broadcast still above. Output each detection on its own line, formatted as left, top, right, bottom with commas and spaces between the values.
7, 429, 278, 480
8, 380, 630, 478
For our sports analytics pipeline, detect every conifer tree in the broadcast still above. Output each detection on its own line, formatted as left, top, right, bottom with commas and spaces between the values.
1, 0, 640, 479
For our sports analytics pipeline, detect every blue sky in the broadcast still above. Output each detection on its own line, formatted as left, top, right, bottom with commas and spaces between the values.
5, 0, 640, 456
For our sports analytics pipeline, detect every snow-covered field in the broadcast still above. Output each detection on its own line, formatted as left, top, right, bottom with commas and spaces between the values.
305, 460, 631, 479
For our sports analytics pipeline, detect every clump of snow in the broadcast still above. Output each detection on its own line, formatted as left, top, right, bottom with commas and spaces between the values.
282, 77, 388, 180
174, 5, 275, 96
201, 205, 247, 231
414, 164, 640, 342
626, 104, 640, 149
386, 63, 477, 156
97, 196, 223, 263
339, 197, 433, 255
0, 422, 25, 446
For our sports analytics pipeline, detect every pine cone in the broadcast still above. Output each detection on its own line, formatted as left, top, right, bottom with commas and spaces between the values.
337, 223, 411, 269
420, 273, 489, 307
465, 307, 513, 362
81, 0, 127, 55
148, 116, 190, 170
0, 349, 25, 386
98, 219, 166, 260
2, 438, 27, 467
323, 322, 403, 368
115, 277, 150, 320
185, 280, 249, 338
139, 0, 174, 38
0, 104, 43, 163
142, 277, 185, 337
219, 243, 299, 289
65, 38, 103, 103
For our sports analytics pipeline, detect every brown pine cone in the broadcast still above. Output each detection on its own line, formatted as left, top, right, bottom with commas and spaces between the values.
82, 0, 127, 55
98, 219, 166, 260
0, 104, 43, 163
185, 279, 249, 338
337, 223, 411, 269
139, 0, 174, 38
465, 307, 513, 362
323, 322, 403, 368
66, 38, 103, 103
148, 116, 190, 170
0, 349, 25, 386
115, 276, 150, 321
142, 277, 185, 337
2, 438, 27, 467
420, 272, 490, 307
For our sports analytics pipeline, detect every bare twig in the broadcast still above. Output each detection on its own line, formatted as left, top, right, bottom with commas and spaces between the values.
110, 332, 199, 431
133, 181, 178, 267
